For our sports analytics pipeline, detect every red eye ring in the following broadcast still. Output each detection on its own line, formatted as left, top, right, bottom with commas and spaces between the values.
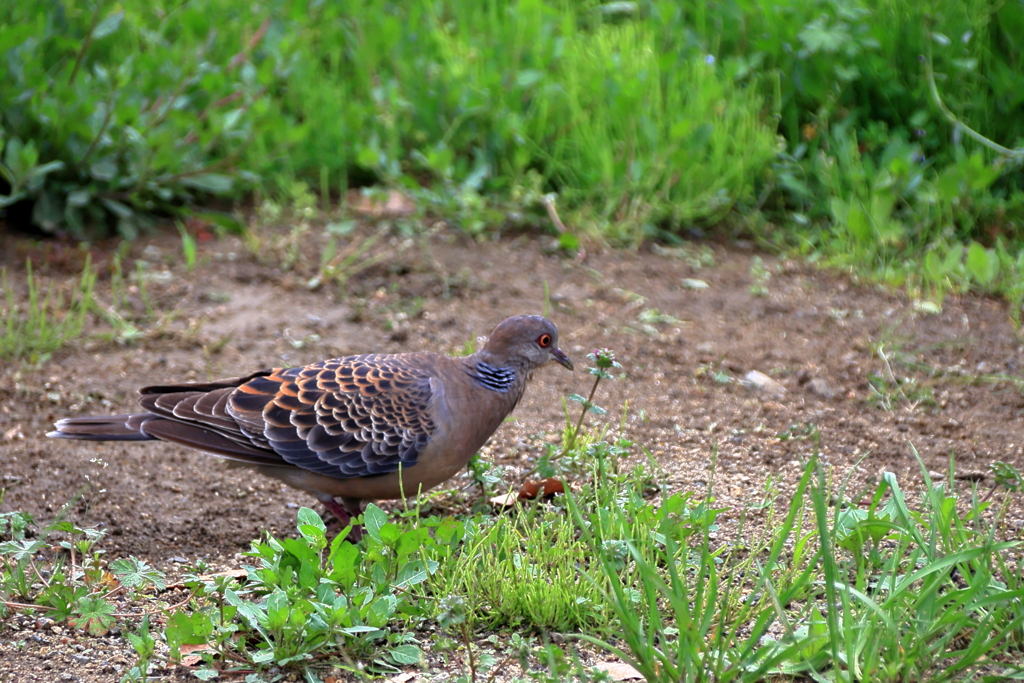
538, 334, 552, 348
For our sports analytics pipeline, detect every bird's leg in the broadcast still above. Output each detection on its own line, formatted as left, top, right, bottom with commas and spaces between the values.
318, 495, 364, 542
321, 497, 352, 525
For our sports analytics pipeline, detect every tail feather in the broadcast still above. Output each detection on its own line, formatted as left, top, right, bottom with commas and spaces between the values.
47, 414, 157, 441
47, 412, 282, 466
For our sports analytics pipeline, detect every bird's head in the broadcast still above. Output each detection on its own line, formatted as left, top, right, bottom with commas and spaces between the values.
483, 315, 574, 371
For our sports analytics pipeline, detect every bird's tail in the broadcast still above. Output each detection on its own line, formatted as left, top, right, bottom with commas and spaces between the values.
47, 414, 158, 442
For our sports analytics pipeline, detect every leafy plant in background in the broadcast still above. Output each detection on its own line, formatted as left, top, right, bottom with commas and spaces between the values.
3, 0, 1022, 290
0, 2, 281, 239
0, 0, 778, 242
727, 0, 1024, 299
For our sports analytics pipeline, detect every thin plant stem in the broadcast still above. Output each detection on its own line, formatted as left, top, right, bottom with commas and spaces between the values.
924, 42, 1022, 159
561, 373, 602, 459
68, 3, 104, 87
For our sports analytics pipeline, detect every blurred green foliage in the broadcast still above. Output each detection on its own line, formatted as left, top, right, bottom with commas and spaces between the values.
1, 0, 1023, 299
0, 1, 284, 239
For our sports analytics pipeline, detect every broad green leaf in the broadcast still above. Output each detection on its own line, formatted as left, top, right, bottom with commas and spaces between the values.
515, 70, 544, 88
32, 190, 64, 231
92, 11, 124, 40
27, 160, 64, 187
558, 232, 580, 251
297, 507, 326, 533
3, 137, 22, 173
966, 242, 998, 285
110, 556, 166, 590
266, 590, 290, 630
923, 249, 942, 280
66, 189, 91, 207
0, 539, 45, 559
799, 16, 851, 54
191, 210, 246, 235
389, 644, 424, 666
845, 201, 871, 244
221, 108, 243, 130
165, 611, 214, 652
101, 197, 133, 218
363, 504, 387, 542
379, 522, 401, 545
89, 157, 118, 182
395, 560, 430, 588
180, 173, 234, 194
68, 597, 116, 636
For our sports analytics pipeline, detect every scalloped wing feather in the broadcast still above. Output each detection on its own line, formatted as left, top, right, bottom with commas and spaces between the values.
223, 355, 437, 479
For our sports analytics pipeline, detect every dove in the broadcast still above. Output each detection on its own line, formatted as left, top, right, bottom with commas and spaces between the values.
48, 315, 573, 529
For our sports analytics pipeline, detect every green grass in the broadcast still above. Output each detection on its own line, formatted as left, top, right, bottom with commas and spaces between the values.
426, 510, 608, 632
5, 440, 1022, 681
0, 258, 95, 365
4, 0, 1023, 306
0, 0, 777, 244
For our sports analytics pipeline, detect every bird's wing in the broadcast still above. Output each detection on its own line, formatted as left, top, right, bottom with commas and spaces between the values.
137, 357, 437, 479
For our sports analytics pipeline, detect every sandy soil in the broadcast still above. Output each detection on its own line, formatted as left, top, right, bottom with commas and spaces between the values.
2, 223, 1023, 681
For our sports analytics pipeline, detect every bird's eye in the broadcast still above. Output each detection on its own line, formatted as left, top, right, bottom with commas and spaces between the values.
538, 334, 552, 348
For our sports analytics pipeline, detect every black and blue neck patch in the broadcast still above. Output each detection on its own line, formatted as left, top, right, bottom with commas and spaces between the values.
473, 362, 517, 392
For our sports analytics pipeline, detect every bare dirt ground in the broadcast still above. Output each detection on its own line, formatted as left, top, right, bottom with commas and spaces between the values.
2, 222, 1023, 681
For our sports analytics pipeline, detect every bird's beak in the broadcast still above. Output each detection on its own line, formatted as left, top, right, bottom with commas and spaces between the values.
551, 347, 574, 371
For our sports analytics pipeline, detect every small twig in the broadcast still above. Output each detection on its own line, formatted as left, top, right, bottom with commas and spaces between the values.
979, 484, 998, 505
541, 193, 567, 233
521, 371, 600, 482
98, 584, 127, 602
111, 588, 197, 617
386, 582, 432, 602
29, 559, 52, 590
3, 601, 56, 612
69, 542, 77, 587
541, 193, 587, 261
79, 88, 117, 168
461, 622, 477, 683
484, 650, 519, 683
227, 17, 271, 70
519, 349, 620, 482
149, 153, 242, 185
878, 345, 917, 410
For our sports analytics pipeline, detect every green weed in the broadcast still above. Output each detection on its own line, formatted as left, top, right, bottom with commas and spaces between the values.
428, 511, 607, 632
177, 222, 197, 272
570, 448, 1024, 682
749, 256, 771, 297
0, 499, 165, 637
163, 506, 434, 675
803, 447, 1024, 681
0, 3, 269, 239
0, 258, 95, 365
